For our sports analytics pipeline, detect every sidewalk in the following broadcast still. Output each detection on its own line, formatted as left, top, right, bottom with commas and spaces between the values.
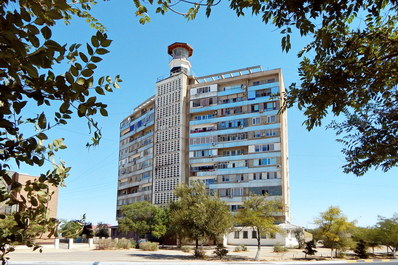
9, 244, 342, 264
6, 245, 396, 264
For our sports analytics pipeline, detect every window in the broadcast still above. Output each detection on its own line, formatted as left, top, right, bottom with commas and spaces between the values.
267, 115, 276, 123
265, 101, 277, 110
252, 231, 257, 238
243, 231, 248, 239
251, 104, 259, 112
197, 86, 210, 94
234, 231, 240, 239
252, 117, 260, 125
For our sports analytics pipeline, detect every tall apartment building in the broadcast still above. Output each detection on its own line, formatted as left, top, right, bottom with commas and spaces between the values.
117, 43, 289, 222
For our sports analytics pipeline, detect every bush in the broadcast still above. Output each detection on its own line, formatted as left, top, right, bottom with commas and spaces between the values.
117, 238, 136, 249
239, 244, 247, 251
273, 243, 288, 253
213, 244, 228, 259
234, 244, 248, 252
139, 241, 159, 251
180, 246, 191, 253
303, 240, 317, 258
234, 246, 241, 252
96, 239, 116, 250
194, 247, 206, 258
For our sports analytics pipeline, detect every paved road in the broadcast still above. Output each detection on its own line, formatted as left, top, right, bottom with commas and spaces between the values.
7, 261, 398, 265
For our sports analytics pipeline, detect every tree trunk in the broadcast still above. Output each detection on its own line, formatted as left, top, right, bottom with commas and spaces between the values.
195, 238, 199, 251
393, 248, 396, 259
330, 248, 333, 259
255, 234, 261, 261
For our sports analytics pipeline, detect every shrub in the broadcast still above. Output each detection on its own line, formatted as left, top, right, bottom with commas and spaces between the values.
234, 245, 248, 252
139, 241, 159, 251
181, 246, 191, 253
303, 240, 317, 258
96, 239, 116, 250
194, 247, 206, 258
273, 243, 288, 253
117, 238, 136, 249
234, 246, 242, 252
213, 244, 228, 259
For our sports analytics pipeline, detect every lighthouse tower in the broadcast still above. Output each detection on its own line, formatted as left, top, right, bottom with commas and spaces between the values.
167, 42, 193, 75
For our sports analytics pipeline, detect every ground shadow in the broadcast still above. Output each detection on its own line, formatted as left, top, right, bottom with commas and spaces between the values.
129, 253, 194, 260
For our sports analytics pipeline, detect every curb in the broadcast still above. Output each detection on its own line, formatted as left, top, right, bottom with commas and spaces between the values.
347, 259, 398, 263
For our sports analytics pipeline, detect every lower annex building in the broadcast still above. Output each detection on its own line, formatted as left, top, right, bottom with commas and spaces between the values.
117, 43, 297, 246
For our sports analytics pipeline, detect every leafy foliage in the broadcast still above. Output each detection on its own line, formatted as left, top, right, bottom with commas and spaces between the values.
139, 241, 159, 251
235, 194, 282, 260
303, 240, 317, 258
95, 222, 110, 238
352, 226, 380, 255
354, 239, 369, 259
213, 243, 228, 259
375, 214, 398, 258
293, 228, 305, 249
0, 0, 120, 262
273, 242, 288, 253
118, 201, 168, 239
130, 0, 398, 176
170, 182, 233, 252
313, 206, 356, 258
59, 218, 85, 239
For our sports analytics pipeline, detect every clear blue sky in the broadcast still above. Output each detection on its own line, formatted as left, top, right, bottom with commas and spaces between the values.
14, 0, 397, 228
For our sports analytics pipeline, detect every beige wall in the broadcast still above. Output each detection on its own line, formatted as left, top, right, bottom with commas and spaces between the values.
3, 172, 59, 219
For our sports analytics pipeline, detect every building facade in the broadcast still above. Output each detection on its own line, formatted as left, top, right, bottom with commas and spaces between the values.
117, 43, 290, 225
0, 171, 58, 218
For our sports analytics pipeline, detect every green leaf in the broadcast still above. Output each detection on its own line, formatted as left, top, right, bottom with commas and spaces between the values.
38, 113, 47, 129
87, 63, 97, 70
91, 56, 102, 63
70, 66, 79, 77
65, 72, 74, 84
91, 35, 99, 47
79, 52, 89, 63
60, 102, 70, 113
96, 48, 109, 55
95, 86, 105, 95
41, 26, 52, 39
86, 43, 94, 55
100, 39, 112, 47
31, 197, 38, 206
37, 133, 48, 140
81, 69, 93, 77
100, 108, 108, 116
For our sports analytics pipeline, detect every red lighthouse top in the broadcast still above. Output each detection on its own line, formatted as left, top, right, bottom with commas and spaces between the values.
167, 42, 193, 57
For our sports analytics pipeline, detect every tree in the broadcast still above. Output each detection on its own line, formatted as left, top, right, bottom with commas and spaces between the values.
375, 214, 398, 258
235, 194, 283, 261
313, 206, 356, 258
59, 219, 85, 239
0, 0, 120, 262
352, 226, 380, 255
131, 0, 398, 176
303, 240, 317, 259
118, 201, 168, 239
354, 239, 369, 259
170, 182, 233, 256
95, 223, 110, 238
293, 227, 305, 249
